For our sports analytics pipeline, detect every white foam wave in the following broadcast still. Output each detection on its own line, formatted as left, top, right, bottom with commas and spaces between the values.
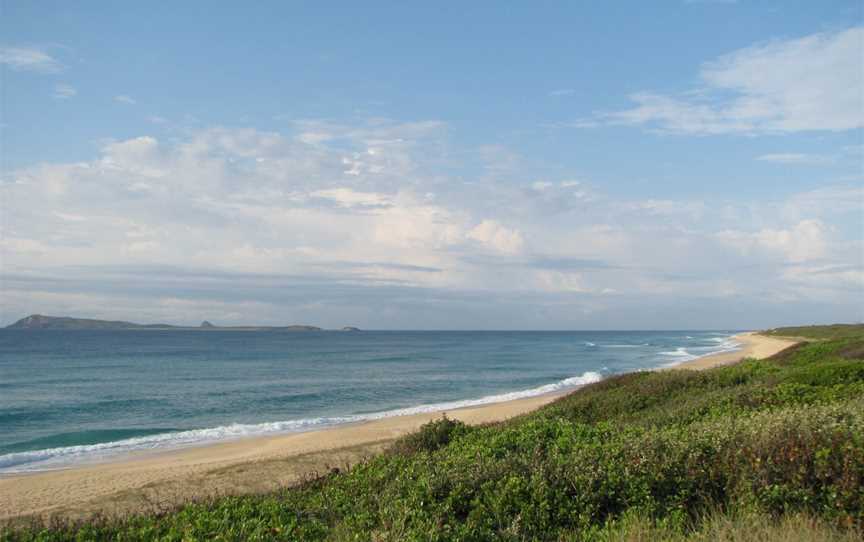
583, 341, 596, 347
0, 371, 603, 475
657, 335, 742, 368
659, 347, 693, 358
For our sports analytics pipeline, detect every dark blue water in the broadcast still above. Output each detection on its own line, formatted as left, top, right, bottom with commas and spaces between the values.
0, 330, 740, 473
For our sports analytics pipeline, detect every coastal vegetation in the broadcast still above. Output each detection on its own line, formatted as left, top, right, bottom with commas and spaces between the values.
762, 323, 864, 341
2, 325, 862, 540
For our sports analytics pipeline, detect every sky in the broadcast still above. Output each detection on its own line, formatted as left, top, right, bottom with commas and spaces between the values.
0, 1, 862, 329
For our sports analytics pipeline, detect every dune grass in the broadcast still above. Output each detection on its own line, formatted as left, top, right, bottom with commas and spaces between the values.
2, 328, 862, 540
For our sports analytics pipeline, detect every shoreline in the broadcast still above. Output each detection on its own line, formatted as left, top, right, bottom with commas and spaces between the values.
0, 331, 800, 522
0, 391, 571, 522
670, 331, 799, 370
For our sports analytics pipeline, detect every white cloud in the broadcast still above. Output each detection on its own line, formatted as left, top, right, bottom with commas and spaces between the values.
717, 219, 829, 262
99, 136, 166, 177
598, 27, 864, 134
296, 131, 333, 145
311, 187, 393, 209
54, 212, 87, 222
114, 95, 136, 105
782, 263, 864, 290
52, 83, 77, 99
624, 199, 706, 219
0, 46, 60, 72
531, 181, 554, 191
780, 185, 864, 221
370, 196, 466, 252
548, 89, 575, 97
756, 153, 835, 165
534, 270, 589, 293
467, 220, 525, 254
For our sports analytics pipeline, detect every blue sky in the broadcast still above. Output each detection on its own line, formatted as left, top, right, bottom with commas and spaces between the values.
1, 1, 862, 328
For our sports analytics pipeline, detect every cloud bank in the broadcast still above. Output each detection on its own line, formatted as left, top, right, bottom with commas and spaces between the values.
1, 118, 860, 328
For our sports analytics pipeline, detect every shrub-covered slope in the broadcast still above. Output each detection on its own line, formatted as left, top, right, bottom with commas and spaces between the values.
3, 331, 863, 541
763, 323, 864, 341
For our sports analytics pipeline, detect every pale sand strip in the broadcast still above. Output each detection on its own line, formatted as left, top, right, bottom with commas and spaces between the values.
0, 332, 800, 523
671, 332, 800, 370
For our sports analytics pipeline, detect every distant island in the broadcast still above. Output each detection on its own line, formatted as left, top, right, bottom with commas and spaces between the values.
6, 314, 359, 332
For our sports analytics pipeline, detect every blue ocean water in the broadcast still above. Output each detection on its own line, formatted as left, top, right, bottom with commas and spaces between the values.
0, 330, 741, 474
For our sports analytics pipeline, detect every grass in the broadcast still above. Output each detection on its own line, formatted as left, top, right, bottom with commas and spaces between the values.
2, 326, 863, 541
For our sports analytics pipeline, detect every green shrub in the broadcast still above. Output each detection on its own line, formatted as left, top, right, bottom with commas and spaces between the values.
387, 414, 470, 456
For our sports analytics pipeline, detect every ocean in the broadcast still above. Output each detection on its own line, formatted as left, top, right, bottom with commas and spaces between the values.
0, 329, 741, 474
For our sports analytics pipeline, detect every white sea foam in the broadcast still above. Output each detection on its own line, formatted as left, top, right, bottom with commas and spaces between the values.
0, 371, 603, 475
659, 347, 692, 357
657, 335, 742, 368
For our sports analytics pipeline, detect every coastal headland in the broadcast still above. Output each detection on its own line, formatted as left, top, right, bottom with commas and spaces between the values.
5, 315, 348, 332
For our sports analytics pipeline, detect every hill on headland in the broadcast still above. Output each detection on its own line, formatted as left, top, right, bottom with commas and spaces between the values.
5, 314, 337, 331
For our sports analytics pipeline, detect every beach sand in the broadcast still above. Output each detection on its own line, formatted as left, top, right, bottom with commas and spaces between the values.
0, 331, 799, 523
671, 332, 799, 370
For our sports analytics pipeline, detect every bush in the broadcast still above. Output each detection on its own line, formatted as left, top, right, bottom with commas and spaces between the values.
387, 414, 470, 456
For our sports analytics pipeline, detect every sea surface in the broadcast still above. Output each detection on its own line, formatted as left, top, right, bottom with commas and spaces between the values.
0, 330, 741, 474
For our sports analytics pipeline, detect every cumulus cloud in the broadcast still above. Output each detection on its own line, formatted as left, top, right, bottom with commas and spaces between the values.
595, 27, 864, 135
114, 95, 136, 105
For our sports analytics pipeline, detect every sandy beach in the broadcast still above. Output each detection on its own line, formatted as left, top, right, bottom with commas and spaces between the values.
672, 332, 799, 370
0, 331, 799, 523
